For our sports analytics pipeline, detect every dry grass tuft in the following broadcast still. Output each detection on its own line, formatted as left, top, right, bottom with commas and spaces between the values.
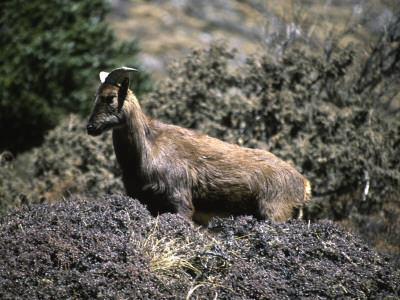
130, 217, 234, 298
131, 218, 201, 279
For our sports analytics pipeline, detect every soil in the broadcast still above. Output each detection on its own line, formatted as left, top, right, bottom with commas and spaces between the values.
1, 195, 399, 299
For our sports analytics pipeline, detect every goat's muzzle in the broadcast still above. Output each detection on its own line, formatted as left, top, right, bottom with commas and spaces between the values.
87, 123, 100, 136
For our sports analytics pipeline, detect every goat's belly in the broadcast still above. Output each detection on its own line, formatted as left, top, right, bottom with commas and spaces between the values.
191, 190, 259, 225
192, 210, 232, 226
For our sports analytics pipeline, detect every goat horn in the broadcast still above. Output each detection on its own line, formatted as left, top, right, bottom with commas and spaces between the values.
99, 67, 138, 85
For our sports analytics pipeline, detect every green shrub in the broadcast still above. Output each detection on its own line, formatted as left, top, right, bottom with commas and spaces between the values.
0, 152, 26, 213
0, 0, 151, 154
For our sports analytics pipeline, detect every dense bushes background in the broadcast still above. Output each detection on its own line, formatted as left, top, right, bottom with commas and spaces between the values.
0, 0, 151, 154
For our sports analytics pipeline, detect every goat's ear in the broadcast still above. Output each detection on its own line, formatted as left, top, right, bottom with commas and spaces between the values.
99, 71, 109, 83
118, 77, 130, 101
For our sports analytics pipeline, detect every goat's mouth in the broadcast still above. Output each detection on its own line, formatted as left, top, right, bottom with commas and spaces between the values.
87, 123, 105, 136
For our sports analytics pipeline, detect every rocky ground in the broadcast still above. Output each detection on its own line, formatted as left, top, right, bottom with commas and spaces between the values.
1, 195, 398, 299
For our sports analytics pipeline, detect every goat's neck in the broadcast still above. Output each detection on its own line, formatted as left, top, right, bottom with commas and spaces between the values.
113, 97, 152, 168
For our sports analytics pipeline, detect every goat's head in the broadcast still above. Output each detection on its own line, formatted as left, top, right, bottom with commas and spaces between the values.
87, 67, 137, 136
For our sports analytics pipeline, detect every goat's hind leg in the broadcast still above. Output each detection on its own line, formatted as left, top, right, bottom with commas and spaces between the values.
258, 198, 295, 222
167, 189, 195, 221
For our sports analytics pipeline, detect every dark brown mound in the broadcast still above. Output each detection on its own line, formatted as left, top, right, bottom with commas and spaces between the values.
0, 195, 398, 299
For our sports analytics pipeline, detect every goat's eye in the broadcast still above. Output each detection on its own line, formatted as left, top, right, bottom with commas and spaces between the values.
104, 95, 115, 103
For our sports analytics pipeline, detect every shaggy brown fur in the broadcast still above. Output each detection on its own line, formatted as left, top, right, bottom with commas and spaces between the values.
87, 77, 311, 225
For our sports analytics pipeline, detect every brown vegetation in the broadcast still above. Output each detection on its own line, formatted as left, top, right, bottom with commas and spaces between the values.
1, 195, 398, 299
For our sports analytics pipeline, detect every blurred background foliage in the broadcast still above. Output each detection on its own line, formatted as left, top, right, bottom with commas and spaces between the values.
0, 0, 399, 263
0, 0, 151, 154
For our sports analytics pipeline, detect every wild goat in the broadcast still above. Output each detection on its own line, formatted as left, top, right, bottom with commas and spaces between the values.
87, 67, 311, 225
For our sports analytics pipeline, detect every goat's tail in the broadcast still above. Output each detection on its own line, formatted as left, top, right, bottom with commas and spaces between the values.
304, 178, 312, 205
294, 178, 312, 220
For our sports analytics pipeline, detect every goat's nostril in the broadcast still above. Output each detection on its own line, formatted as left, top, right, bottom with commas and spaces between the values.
87, 123, 94, 134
